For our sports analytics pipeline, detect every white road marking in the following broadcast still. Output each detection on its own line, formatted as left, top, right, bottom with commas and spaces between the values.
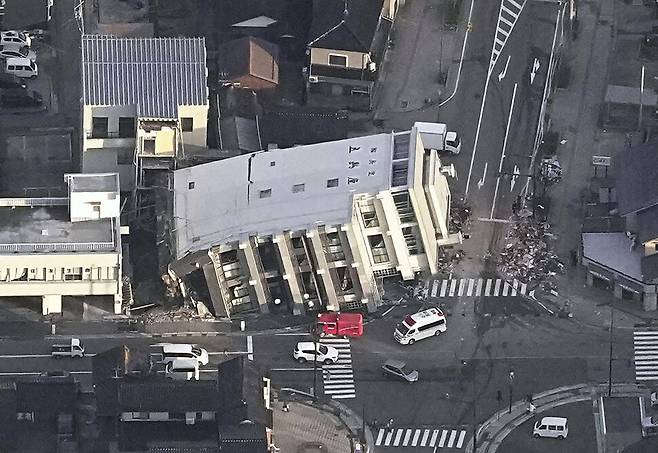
246, 335, 253, 361
438, 430, 448, 447
429, 429, 439, 447
411, 429, 421, 447
403, 429, 412, 446
394, 429, 404, 446
490, 82, 518, 219
456, 430, 467, 448
447, 429, 458, 447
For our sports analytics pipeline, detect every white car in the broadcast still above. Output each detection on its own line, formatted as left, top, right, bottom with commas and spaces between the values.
293, 341, 339, 364
0, 31, 31, 48
651, 391, 658, 408
0, 45, 36, 61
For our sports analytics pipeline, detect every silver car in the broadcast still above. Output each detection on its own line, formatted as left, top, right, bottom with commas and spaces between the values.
381, 359, 419, 383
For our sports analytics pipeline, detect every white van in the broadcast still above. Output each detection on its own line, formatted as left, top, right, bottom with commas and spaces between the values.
165, 358, 200, 381
5, 57, 37, 78
533, 417, 568, 439
152, 343, 209, 365
394, 307, 447, 345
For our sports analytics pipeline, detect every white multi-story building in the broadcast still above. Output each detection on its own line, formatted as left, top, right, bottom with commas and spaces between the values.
171, 124, 461, 317
0, 174, 123, 315
81, 35, 209, 191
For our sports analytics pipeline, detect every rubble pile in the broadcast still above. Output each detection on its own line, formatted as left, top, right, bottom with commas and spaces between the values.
450, 198, 472, 232
498, 219, 564, 286
142, 306, 201, 324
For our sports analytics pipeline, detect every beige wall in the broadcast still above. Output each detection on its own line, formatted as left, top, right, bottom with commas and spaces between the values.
310, 48, 370, 70
0, 252, 121, 297
178, 105, 208, 148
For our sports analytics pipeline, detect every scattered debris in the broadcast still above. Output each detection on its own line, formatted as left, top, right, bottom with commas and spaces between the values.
498, 218, 564, 287
450, 198, 472, 233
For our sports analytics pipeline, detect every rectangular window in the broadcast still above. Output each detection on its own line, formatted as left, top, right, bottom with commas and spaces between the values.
292, 183, 305, 193
118, 117, 135, 138
181, 117, 193, 132
259, 189, 272, 199
328, 54, 347, 67
326, 178, 339, 188
91, 117, 108, 138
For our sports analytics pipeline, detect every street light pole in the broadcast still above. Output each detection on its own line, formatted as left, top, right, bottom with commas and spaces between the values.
313, 326, 318, 400
608, 303, 614, 397
508, 370, 515, 413
639, 65, 645, 132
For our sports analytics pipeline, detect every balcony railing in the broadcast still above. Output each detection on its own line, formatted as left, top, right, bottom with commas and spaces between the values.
0, 242, 117, 253
85, 130, 134, 139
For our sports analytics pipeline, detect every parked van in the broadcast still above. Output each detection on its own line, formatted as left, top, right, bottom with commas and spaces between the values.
394, 307, 447, 345
5, 57, 37, 78
533, 417, 568, 439
165, 358, 200, 381
151, 343, 209, 365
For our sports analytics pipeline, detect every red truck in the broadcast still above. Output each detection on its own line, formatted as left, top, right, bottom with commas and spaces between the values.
316, 312, 363, 338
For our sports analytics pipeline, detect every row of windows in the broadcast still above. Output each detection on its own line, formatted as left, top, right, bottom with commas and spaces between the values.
90, 116, 194, 138
258, 178, 340, 199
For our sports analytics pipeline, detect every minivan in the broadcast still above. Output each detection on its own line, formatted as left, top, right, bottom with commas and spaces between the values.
533, 417, 568, 439
152, 343, 209, 365
394, 307, 447, 345
5, 57, 38, 78
165, 358, 200, 381
0, 73, 26, 89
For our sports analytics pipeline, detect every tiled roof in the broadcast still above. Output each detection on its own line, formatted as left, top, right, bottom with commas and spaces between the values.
81, 35, 208, 119
308, 0, 384, 52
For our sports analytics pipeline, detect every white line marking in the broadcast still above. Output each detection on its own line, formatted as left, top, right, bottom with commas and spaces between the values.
490, 82, 518, 219
247, 335, 253, 361
376, 429, 385, 445
467, 278, 475, 296
431, 280, 439, 297
449, 279, 457, 297
447, 429, 458, 448
393, 429, 404, 446
458, 279, 466, 297
475, 278, 483, 296
440, 280, 448, 297
403, 429, 412, 446
384, 429, 394, 446
600, 396, 607, 435
411, 429, 421, 447
494, 279, 502, 296
456, 430, 467, 448
438, 430, 448, 447
421, 429, 431, 447
270, 368, 315, 372
429, 429, 439, 447
502, 282, 510, 296
485, 279, 492, 296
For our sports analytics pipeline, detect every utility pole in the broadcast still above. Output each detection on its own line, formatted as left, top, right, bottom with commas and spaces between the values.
608, 304, 614, 397
313, 325, 319, 400
508, 370, 515, 413
639, 65, 645, 132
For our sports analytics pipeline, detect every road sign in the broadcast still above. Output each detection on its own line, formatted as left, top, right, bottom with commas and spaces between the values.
592, 156, 611, 166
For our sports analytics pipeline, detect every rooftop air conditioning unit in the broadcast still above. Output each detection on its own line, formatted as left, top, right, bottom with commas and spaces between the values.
440, 164, 457, 179
308, 75, 319, 83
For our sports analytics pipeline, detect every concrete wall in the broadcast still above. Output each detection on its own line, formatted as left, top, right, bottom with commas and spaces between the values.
70, 191, 120, 222
178, 105, 208, 148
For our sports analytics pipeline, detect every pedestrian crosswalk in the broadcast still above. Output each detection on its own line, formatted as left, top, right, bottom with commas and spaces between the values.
430, 278, 535, 299
634, 330, 658, 381
375, 427, 468, 449
321, 338, 355, 399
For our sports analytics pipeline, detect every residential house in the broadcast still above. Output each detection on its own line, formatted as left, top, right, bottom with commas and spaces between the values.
0, 376, 80, 453
306, 0, 400, 110
92, 346, 272, 452
218, 37, 280, 90
581, 141, 658, 310
170, 122, 461, 318
0, 173, 124, 315
81, 35, 209, 192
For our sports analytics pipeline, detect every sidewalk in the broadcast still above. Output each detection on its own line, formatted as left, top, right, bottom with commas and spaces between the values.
466, 382, 647, 453
373, 0, 465, 118
276, 389, 373, 453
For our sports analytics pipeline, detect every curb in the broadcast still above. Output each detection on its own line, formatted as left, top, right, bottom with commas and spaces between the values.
465, 382, 647, 453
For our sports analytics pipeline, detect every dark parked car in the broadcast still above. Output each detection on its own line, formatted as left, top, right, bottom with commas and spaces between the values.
381, 359, 419, 383
0, 72, 26, 89
0, 88, 42, 107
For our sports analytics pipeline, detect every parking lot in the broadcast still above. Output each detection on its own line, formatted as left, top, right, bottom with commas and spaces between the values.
498, 401, 598, 453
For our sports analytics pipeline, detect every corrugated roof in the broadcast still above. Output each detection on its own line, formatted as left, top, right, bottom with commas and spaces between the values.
81, 35, 208, 119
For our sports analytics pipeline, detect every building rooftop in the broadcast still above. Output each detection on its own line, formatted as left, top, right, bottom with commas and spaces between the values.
308, 0, 384, 52
81, 35, 208, 119
616, 141, 658, 216
173, 129, 417, 257
67, 173, 119, 193
0, 206, 116, 254
582, 232, 644, 282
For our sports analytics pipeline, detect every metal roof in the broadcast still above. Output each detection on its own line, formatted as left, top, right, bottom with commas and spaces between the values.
81, 35, 208, 119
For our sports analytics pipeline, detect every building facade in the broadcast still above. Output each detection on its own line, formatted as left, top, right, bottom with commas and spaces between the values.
171, 123, 461, 318
0, 173, 123, 315
81, 35, 209, 191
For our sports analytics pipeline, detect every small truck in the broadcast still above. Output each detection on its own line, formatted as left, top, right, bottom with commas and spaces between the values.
51, 338, 85, 358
